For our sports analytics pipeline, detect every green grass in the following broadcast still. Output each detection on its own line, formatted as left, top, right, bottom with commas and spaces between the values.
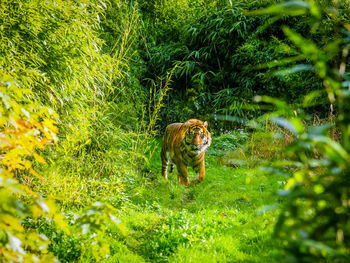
110, 142, 285, 262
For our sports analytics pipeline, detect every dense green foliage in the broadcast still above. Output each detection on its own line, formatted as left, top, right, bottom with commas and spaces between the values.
139, 0, 347, 129
1, 0, 143, 261
252, 1, 350, 262
1, 0, 350, 262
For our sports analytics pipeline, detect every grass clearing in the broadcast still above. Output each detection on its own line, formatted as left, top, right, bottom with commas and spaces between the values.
112, 141, 285, 262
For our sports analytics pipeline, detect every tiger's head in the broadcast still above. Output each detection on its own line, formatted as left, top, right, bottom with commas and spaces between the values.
183, 119, 211, 153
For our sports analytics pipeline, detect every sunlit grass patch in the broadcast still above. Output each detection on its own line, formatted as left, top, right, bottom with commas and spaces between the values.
117, 136, 286, 262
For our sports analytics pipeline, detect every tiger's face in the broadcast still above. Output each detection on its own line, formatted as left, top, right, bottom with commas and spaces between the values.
183, 119, 211, 153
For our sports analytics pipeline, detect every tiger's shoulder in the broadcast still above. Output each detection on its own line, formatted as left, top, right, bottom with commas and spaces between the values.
165, 122, 183, 131
163, 122, 186, 143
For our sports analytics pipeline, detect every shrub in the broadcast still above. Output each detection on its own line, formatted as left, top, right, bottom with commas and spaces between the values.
139, 0, 331, 129
0, 75, 60, 262
207, 130, 249, 157
142, 210, 217, 262
252, 1, 350, 262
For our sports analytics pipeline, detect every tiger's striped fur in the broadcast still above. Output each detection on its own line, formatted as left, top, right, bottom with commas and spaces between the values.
161, 119, 211, 185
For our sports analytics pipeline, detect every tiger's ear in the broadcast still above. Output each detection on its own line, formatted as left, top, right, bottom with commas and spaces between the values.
204, 121, 208, 127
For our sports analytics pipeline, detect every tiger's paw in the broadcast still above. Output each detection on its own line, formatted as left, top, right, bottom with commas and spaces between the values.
178, 176, 190, 186
191, 177, 204, 185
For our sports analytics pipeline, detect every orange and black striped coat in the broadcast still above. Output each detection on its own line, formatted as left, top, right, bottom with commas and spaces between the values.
161, 119, 211, 185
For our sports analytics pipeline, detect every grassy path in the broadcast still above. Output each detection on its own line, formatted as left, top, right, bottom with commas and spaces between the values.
104, 146, 285, 263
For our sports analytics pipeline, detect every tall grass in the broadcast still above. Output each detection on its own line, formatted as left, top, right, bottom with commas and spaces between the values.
0, 0, 150, 261
130, 65, 178, 171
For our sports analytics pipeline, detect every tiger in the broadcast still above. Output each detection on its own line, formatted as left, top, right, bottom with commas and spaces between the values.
160, 119, 211, 185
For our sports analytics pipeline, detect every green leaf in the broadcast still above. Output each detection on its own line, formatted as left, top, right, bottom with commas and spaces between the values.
303, 89, 327, 107
282, 27, 323, 61
309, 135, 349, 161
271, 117, 298, 135
247, 1, 310, 16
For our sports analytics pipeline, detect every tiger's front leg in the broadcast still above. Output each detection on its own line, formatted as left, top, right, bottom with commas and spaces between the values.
192, 159, 205, 185
161, 148, 169, 180
176, 162, 190, 185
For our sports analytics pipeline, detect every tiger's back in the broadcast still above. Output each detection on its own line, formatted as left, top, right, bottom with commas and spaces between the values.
161, 119, 211, 185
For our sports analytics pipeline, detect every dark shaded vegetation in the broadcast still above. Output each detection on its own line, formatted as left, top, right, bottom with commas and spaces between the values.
139, 0, 347, 130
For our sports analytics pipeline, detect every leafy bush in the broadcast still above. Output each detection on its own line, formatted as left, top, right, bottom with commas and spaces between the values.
24, 217, 81, 263
0, 0, 143, 261
142, 210, 217, 262
24, 202, 125, 262
252, 1, 350, 262
207, 130, 249, 157
139, 0, 333, 129
0, 75, 60, 261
